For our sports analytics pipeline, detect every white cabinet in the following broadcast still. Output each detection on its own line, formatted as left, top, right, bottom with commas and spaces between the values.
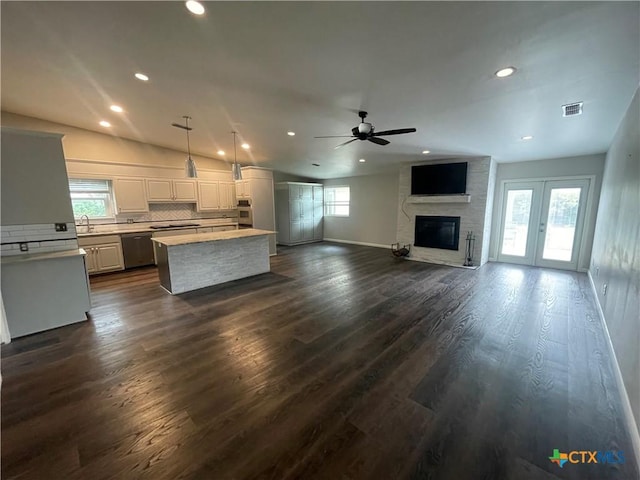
173, 180, 197, 201
313, 186, 324, 240
79, 235, 125, 274
147, 179, 197, 202
197, 225, 238, 234
236, 180, 252, 199
275, 182, 323, 246
114, 177, 148, 213
197, 181, 220, 211
240, 168, 277, 254
197, 181, 236, 211
213, 225, 237, 232
219, 181, 237, 210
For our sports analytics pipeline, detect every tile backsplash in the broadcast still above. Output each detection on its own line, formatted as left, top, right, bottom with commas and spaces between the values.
1, 223, 78, 256
115, 203, 237, 223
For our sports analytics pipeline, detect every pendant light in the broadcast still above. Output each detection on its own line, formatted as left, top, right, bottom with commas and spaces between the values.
171, 116, 198, 178
231, 131, 243, 180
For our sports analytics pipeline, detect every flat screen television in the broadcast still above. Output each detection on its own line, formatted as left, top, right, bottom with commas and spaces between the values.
411, 162, 468, 195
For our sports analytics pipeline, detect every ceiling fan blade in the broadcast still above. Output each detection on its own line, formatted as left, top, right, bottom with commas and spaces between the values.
373, 128, 417, 136
171, 123, 193, 131
334, 138, 359, 149
368, 136, 390, 146
314, 135, 355, 138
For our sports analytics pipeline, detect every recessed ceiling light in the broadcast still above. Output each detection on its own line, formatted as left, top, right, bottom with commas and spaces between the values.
287, 131, 295, 136
110, 105, 124, 113
359, 158, 366, 163
217, 150, 225, 155
185, 0, 205, 15
134, 73, 149, 82
422, 150, 430, 154
521, 135, 533, 140
495, 67, 516, 78
241, 143, 250, 150
99, 120, 111, 128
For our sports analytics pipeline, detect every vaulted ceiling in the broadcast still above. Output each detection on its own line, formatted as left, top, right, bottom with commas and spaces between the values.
2, 2, 638, 178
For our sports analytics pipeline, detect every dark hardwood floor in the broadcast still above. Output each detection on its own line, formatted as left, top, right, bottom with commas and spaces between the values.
2, 242, 638, 480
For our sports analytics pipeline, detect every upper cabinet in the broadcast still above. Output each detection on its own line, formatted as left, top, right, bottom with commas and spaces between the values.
114, 177, 149, 213
219, 181, 237, 210
197, 181, 236, 211
147, 178, 197, 203
236, 180, 252, 199
197, 181, 221, 211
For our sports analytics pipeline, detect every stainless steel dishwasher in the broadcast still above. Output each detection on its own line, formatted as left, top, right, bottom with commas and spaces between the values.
121, 232, 155, 268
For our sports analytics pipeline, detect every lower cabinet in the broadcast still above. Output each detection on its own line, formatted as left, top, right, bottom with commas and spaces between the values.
196, 225, 237, 234
78, 235, 125, 274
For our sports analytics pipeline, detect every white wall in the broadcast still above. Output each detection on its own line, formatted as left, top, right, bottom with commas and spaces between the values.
323, 172, 399, 247
488, 153, 605, 270
590, 88, 639, 438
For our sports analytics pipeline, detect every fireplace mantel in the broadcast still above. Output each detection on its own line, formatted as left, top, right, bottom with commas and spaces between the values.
407, 195, 471, 204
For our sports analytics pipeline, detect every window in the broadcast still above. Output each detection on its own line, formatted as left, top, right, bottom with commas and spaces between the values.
324, 186, 350, 217
69, 179, 114, 219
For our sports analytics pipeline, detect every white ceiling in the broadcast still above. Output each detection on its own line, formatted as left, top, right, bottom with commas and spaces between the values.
1, 2, 638, 179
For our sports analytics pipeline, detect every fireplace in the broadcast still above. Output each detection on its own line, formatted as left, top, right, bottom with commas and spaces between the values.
415, 216, 460, 250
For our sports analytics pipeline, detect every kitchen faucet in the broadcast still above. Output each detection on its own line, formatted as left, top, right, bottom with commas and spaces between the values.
79, 215, 92, 232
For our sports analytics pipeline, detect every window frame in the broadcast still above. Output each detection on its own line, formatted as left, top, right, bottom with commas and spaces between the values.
68, 178, 116, 220
324, 185, 350, 217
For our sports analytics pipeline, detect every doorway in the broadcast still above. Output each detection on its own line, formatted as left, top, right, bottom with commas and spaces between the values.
497, 179, 590, 270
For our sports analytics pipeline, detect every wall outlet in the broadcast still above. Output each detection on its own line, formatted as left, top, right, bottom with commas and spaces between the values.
55, 223, 67, 232
602, 283, 608, 296
19, 242, 29, 252
127, 218, 134, 224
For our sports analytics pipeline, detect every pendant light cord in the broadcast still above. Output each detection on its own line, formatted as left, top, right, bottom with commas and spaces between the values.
232, 131, 237, 166
184, 116, 192, 158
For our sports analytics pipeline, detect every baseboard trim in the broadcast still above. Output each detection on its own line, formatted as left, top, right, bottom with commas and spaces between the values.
587, 270, 640, 471
322, 238, 389, 249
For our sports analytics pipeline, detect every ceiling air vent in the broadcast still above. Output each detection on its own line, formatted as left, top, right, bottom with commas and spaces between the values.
562, 102, 583, 117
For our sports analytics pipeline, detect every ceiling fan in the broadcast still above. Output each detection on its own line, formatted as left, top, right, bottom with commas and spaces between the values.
315, 111, 417, 149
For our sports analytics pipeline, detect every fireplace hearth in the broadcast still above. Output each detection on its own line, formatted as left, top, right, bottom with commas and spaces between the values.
414, 215, 460, 251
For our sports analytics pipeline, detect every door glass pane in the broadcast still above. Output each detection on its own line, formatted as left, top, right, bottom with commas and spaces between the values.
501, 189, 533, 257
542, 188, 580, 261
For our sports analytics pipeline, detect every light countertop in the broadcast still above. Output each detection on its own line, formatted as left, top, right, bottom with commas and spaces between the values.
151, 228, 274, 247
1, 248, 87, 265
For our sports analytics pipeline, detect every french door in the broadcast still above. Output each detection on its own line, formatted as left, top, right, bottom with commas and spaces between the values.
497, 179, 590, 270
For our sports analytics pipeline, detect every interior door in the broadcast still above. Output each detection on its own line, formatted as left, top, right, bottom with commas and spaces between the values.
497, 179, 590, 270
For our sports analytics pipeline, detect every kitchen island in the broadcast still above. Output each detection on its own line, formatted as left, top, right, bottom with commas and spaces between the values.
151, 228, 273, 294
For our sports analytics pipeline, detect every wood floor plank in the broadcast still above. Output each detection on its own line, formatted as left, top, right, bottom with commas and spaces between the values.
2, 243, 638, 480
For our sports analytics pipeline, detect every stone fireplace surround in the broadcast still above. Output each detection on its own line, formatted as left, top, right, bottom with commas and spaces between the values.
396, 157, 496, 267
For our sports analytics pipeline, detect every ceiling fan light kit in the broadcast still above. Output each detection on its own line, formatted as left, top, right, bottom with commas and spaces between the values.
315, 110, 417, 149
